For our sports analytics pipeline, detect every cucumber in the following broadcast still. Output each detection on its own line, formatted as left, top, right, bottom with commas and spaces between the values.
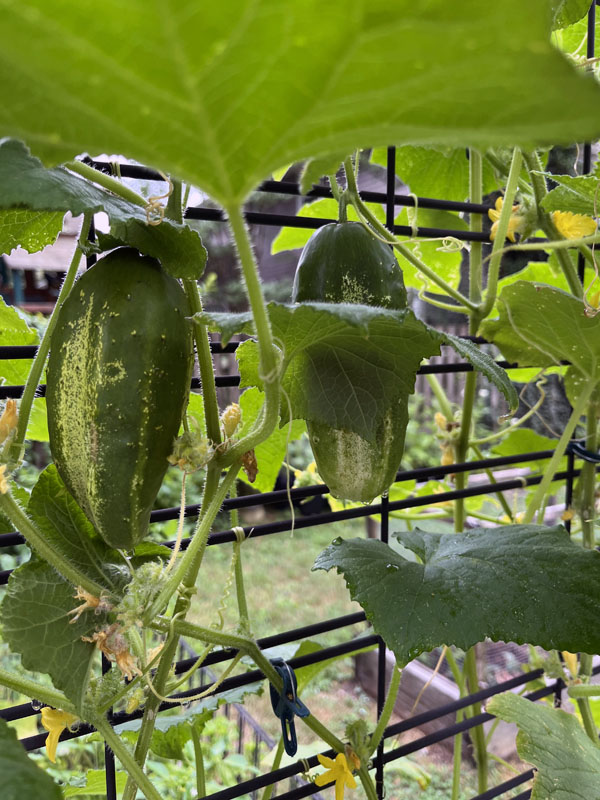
46, 248, 193, 550
292, 221, 406, 309
292, 222, 407, 502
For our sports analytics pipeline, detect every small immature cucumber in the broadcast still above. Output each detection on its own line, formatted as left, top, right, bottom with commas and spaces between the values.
46, 248, 193, 550
292, 221, 406, 308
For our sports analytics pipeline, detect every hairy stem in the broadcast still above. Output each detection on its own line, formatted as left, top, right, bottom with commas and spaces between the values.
93, 715, 163, 800
368, 663, 402, 756
0, 668, 76, 714
480, 148, 523, 317
65, 161, 147, 208
524, 383, 594, 524
5, 212, 92, 467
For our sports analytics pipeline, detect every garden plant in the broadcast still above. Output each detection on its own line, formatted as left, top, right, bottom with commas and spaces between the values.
3, 2, 600, 799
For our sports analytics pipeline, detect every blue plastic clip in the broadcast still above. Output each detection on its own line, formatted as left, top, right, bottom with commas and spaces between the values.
566, 440, 600, 463
269, 657, 310, 756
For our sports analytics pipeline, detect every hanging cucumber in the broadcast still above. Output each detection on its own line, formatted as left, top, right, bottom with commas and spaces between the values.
292, 221, 406, 308
292, 221, 407, 502
46, 247, 193, 550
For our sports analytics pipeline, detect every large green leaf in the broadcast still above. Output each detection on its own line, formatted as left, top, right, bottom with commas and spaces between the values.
540, 173, 600, 216
2, 560, 98, 711
198, 302, 443, 442
0, 717, 62, 800
2, 2, 600, 206
0, 139, 205, 279
481, 282, 600, 382
0, 208, 64, 255
488, 692, 600, 799
372, 146, 496, 202
238, 387, 305, 493
313, 525, 600, 665
28, 465, 126, 591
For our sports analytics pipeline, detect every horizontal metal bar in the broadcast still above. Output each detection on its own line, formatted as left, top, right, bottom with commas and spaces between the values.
470, 771, 534, 800
0, 463, 582, 564
0, 342, 239, 359
83, 158, 489, 214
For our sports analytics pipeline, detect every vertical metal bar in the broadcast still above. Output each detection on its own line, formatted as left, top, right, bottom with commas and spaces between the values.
564, 450, 575, 534
102, 655, 117, 800
375, 145, 396, 800
578, 1, 596, 282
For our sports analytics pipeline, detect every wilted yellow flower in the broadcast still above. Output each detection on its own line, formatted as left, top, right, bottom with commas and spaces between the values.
0, 399, 18, 445
488, 197, 524, 242
221, 403, 242, 438
562, 651, 579, 679
552, 210, 597, 239
561, 508, 575, 522
40, 707, 79, 763
315, 753, 357, 800
82, 623, 141, 681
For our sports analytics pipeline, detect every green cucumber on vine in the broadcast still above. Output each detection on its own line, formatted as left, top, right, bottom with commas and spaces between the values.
292, 218, 408, 502
46, 247, 194, 550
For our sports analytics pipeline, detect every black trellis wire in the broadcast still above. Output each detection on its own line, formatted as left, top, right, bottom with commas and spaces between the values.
2, 26, 600, 792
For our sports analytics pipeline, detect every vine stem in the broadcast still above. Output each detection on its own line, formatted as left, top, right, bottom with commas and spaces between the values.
579, 407, 597, 550
65, 160, 148, 208
164, 176, 222, 449
368, 663, 401, 756
260, 738, 284, 800
357, 765, 379, 800
0, 667, 76, 714
216, 204, 281, 464
92, 715, 163, 800
191, 725, 206, 797
523, 382, 594, 524
522, 150, 582, 298
4, 212, 92, 467
0, 489, 103, 596
341, 157, 478, 312
144, 462, 241, 622
445, 649, 466, 800
480, 147, 523, 318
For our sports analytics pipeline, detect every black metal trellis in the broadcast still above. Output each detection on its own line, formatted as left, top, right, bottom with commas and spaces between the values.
2, 14, 599, 792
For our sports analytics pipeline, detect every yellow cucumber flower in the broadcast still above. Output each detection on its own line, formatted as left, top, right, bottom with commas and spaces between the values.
552, 210, 597, 239
315, 752, 357, 800
0, 399, 18, 444
40, 707, 79, 763
488, 196, 524, 243
0, 464, 8, 494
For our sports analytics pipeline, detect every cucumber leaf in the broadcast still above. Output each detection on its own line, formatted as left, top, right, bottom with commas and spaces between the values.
2, 559, 98, 712
238, 387, 306, 493
313, 525, 600, 665
28, 465, 126, 591
63, 770, 127, 797
300, 154, 346, 195
0, 139, 205, 279
198, 302, 443, 443
488, 692, 600, 799
0, 716, 62, 800
480, 282, 600, 385
551, 0, 591, 30
0, 295, 38, 386
3, 1, 600, 206
540, 172, 600, 216
441, 333, 518, 413
0, 208, 64, 255
372, 146, 496, 202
